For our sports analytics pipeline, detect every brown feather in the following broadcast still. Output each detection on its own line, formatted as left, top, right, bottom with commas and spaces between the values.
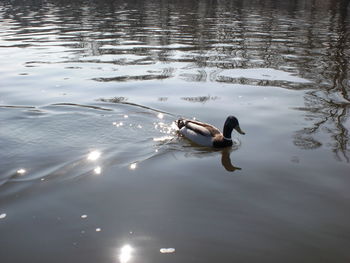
183, 120, 221, 136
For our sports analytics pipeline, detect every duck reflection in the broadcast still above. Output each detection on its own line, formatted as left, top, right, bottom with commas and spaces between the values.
154, 137, 242, 172
221, 148, 241, 172
182, 145, 242, 173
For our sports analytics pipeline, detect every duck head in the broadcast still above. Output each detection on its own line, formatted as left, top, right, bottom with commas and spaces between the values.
223, 115, 245, 139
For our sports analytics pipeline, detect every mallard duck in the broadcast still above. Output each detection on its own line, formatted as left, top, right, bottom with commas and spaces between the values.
175, 116, 245, 148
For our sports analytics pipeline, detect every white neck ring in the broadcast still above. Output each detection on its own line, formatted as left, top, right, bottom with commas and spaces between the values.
223, 136, 232, 141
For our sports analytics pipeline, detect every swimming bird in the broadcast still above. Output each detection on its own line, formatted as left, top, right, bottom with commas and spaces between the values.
175, 116, 245, 148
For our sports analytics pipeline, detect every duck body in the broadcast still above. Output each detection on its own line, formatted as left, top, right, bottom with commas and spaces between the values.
175, 116, 245, 148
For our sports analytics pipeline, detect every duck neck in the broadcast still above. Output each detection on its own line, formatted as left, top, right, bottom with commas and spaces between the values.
223, 125, 233, 140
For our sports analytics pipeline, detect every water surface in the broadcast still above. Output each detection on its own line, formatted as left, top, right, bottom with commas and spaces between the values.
1, 0, 350, 262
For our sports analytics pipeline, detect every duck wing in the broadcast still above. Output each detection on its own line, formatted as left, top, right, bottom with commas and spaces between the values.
183, 120, 221, 137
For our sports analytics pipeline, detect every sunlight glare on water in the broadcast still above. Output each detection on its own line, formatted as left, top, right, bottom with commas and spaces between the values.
87, 151, 101, 161
16, 169, 26, 175
129, 163, 137, 170
118, 245, 133, 263
153, 136, 174, 142
94, 166, 102, 175
154, 121, 177, 135
159, 248, 175, 254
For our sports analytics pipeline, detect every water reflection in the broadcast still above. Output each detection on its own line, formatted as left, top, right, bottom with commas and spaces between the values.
153, 136, 174, 142
94, 166, 102, 175
2, 0, 347, 88
292, 0, 350, 162
118, 244, 133, 263
129, 163, 137, 170
1, 0, 348, 161
160, 247, 175, 254
294, 89, 350, 162
16, 168, 26, 175
181, 95, 219, 104
221, 148, 241, 172
182, 144, 242, 173
1, 1, 350, 262
87, 150, 101, 161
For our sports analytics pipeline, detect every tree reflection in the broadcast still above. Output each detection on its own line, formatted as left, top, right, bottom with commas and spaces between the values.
181, 95, 219, 103
294, 0, 349, 162
294, 90, 349, 160
1, 0, 349, 161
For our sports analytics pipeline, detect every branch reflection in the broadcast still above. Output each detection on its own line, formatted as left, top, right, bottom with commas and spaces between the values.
293, 0, 349, 162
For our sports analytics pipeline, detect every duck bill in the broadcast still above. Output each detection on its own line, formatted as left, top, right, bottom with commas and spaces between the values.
235, 125, 245, 135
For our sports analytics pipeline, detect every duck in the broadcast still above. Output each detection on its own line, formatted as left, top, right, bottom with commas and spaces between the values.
175, 115, 245, 148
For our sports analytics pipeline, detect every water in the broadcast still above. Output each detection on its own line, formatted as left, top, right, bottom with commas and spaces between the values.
1, 0, 349, 262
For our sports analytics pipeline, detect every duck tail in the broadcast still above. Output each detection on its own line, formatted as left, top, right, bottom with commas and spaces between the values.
175, 118, 186, 129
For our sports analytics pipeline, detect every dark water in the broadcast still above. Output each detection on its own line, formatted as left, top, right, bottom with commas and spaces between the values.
1, 0, 350, 262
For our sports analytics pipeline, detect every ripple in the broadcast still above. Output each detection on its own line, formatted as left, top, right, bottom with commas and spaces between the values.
217, 68, 312, 83
153, 136, 174, 142
51, 103, 113, 112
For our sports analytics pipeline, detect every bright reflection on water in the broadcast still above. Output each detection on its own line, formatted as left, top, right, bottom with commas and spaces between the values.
129, 163, 137, 170
94, 166, 102, 175
119, 245, 133, 263
153, 136, 174, 142
160, 248, 175, 254
16, 168, 26, 175
87, 151, 101, 161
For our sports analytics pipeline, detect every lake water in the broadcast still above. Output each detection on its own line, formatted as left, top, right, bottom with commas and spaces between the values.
0, 0, 349, 262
